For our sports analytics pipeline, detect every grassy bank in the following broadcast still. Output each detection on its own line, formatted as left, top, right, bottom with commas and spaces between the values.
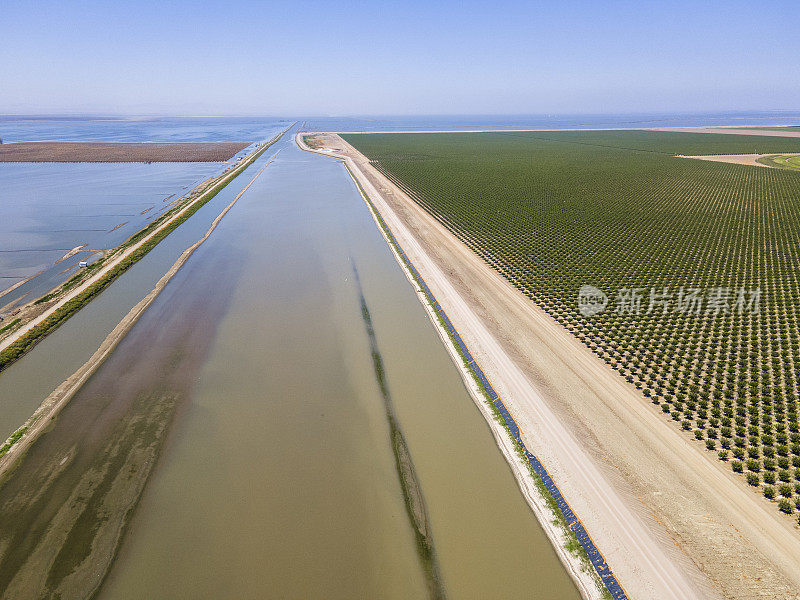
757, 154, 800, 171
0, 427, 26, 458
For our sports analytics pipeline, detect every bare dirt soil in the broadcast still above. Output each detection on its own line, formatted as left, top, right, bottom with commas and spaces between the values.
657, 127, 800, 138
312, 132, 800, 600
679, 152, 800, 168
0, 142, 250, 162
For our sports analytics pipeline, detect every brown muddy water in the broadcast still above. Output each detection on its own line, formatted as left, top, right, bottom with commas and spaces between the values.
0, 130, 580, 599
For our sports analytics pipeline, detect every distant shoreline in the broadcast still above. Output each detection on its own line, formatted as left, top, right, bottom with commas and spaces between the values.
303, 125, 800, 137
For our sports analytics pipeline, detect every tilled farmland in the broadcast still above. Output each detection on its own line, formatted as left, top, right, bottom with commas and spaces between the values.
345, 130, 800, 520
0, 142, 250, 162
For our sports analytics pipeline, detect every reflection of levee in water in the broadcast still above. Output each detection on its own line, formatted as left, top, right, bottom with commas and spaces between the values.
351, 262, 446, 600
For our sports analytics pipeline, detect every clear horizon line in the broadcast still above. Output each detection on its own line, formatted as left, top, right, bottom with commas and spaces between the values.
2, 109, 800, 120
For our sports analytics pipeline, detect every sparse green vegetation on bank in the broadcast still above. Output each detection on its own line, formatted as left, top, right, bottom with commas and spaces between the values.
0, 319, 20, 336
756, 154, 800, 171
741, 126, 800, 132
0, 427, 26, 457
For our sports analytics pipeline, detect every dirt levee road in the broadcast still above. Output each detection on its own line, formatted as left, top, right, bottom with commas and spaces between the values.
658, 126, 800, 138
679, 152, 800, 167
0, 142, 250, 162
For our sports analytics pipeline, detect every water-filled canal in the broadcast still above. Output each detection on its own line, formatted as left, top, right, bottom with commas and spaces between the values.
0, 129, 579, 599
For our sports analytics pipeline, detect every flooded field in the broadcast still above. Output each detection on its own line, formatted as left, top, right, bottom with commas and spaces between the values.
0, 117, 285, 303
0, 139, 282, 442
0, 127, 579, 598
0, 161, 225, 300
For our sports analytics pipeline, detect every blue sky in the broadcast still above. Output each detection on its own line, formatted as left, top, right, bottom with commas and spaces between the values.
1, 0, 797, 115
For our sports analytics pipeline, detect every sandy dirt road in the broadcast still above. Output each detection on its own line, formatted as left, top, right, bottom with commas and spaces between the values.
679, 152, 800, 167
657, 126, 800, 138
308, 126, 800, 138
306, 132, 800, 600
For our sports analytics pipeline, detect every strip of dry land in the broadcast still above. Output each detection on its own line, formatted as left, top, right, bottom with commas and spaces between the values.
678, 152, 800, 168
656, 126, 800, 138
301, 132, 800, 600
0, 142, 250, 162
316, 126, 800, 138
